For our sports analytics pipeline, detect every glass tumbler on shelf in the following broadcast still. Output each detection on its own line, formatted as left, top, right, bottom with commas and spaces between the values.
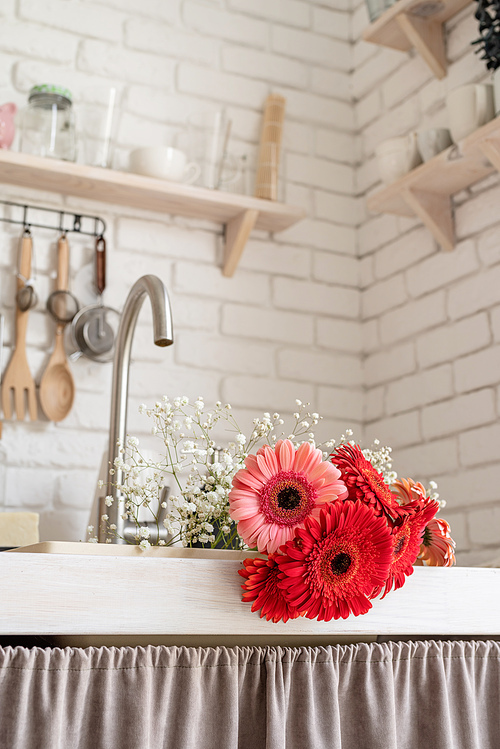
78, 85, 120, 169
187, 109, 242, 190
19, 84, 77, 162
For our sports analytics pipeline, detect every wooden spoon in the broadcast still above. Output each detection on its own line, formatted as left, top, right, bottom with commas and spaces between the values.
39, 234, 75, 422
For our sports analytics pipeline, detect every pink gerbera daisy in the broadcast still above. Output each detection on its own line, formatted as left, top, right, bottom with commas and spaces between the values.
229, 439, 348, 554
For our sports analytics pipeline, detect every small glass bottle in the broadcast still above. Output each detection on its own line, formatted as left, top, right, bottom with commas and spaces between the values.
20, 84, 76, 162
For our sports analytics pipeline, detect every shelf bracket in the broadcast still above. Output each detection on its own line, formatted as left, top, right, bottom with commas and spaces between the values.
396, 14, 447, 79
402, 188, 454, 252
477, 137, 500, 173
223, 209, 259, 277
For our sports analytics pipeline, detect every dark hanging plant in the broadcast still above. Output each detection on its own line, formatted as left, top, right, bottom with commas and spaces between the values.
472, 0, 500, 70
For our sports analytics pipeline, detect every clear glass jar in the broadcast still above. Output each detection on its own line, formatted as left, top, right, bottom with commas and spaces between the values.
19, 84, 76, 162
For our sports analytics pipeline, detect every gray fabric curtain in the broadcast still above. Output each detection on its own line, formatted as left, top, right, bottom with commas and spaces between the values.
0, 640, 499, 749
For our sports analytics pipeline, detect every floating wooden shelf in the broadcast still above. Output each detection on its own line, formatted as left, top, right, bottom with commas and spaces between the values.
367, 116, 500, 251
0, 150, 305, 277
1, 544, 499, 645
362, 0, 472, 79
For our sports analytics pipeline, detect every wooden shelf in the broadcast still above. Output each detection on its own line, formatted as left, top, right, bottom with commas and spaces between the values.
362, 0, 472, 79
367, 116, 500, 251
1, 544, 499, 643
0, 150, 305, 277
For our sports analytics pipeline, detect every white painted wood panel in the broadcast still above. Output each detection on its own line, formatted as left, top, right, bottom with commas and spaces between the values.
1, 547, 499, 638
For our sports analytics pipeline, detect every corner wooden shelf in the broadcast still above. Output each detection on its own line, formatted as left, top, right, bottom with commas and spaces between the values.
362, 0, 472, 79
367, 116, 500, 251
0, 150, 305, 277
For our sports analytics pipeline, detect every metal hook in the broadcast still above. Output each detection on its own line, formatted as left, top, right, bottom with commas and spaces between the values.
73, 215, 82, 232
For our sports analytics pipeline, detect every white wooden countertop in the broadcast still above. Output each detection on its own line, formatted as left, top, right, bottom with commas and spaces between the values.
1, 543, 499, 646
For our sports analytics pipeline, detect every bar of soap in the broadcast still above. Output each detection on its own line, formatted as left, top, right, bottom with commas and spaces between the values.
0, 512, 39, 547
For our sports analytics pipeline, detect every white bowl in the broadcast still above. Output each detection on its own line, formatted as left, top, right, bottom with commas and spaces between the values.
375, 137, 421, 184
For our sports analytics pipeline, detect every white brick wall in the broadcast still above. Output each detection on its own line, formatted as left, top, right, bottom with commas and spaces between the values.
356, 0, 500, 564
1, 0, 499, 566
0, 0, 363, 546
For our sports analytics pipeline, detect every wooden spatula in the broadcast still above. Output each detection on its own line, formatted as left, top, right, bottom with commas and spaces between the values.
1, 230, 37, 421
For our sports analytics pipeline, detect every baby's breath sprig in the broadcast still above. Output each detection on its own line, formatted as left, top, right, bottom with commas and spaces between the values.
93, 398, 435, 549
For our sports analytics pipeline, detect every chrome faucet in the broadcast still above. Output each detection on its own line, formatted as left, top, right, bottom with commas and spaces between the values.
98, 275, 174, 544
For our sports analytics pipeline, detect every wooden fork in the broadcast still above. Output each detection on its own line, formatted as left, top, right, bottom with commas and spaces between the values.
1, 231, 37, 421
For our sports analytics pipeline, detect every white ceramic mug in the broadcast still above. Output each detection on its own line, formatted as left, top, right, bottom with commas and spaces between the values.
375, 132, 422, 184
129, 146, 201, 183
446, 84, 495, 143
417, 128, 453, 162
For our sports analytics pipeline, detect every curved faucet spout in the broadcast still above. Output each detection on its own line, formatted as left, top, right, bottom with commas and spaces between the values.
99, 275, 174, 543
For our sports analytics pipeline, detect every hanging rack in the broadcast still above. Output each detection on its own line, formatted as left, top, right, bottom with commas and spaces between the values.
0, 199, 106, 237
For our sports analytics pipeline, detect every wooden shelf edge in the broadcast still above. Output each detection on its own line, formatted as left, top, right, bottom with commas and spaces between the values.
362, 0, 472, 78
367, 116, 500, 251
0, 150, 306, 276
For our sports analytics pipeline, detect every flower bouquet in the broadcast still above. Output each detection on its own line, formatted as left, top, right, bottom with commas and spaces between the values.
96, 397, 455, 624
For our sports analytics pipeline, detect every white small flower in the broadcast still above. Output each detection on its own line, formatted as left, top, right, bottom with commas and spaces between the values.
105, 495, 113, 506
88, 537, 98, 544
101, 514, 109, 522
236, 433, 246, 445
127, 436, 139, 447
87, 525, 94, 534
139, 539, 151, 551
105, 538, 112, 544
109, 524, 117, 531
295, 399, 302, 406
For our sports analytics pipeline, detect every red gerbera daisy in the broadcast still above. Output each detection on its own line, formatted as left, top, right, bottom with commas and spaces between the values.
330, 443, 402, 521
392, 477, 455, 567
229, 439, 347, 554
277, 501, 393, 622
378, 498, 440, 597
239, 554, 302, 623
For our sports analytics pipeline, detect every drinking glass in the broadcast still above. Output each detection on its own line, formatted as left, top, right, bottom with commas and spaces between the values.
187, 109, 240, 190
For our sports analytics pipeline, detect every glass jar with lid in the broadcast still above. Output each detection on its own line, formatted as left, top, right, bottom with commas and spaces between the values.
19, 84, 76, 162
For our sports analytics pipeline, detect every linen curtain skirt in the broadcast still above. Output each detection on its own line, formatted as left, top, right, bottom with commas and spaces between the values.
0, 639, 499, 749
